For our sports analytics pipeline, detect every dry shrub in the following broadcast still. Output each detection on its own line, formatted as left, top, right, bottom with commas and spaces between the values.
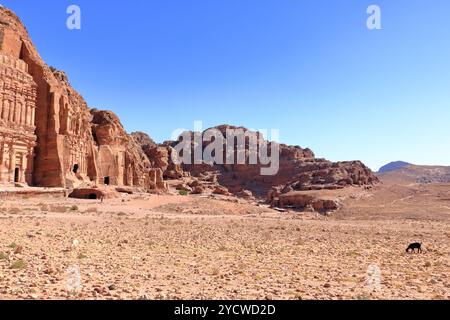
10, 259, 27, 270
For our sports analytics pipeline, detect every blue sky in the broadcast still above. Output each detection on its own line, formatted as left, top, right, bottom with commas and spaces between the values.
2, 0, 450, 170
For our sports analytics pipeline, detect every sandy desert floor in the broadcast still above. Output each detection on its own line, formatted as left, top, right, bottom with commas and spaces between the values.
0, 184, 449, 300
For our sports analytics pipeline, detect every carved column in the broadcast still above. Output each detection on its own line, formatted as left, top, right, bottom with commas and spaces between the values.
15, 102, 20, 124
25, 146, 34, 186
19, 153, 26, 183
20, 102, 26, 125
8, 101, 15, 122
31, 106, 35, 126
9, 147, 15, 182
24, 104, 28, 125
25, 104, 31, 125
14, 102, 21, 124
3, 100, 9, 121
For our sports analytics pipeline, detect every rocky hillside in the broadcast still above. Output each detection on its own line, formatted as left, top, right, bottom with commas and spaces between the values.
146, 125, 379, 199
378, 161, 411, 173
0, 6, 165, 190
378, 164, 450, 184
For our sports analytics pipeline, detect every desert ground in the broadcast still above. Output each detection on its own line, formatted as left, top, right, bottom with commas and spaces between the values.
0, 182, 449, 300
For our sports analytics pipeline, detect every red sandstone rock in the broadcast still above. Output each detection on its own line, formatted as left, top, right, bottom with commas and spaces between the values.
131, 132, 183, 180
175, 183, 192, 193
149, 168, 167, 191
130, 131, 157, 150
237, 190, 254, 199
191, 186, 205, 194
68, 188, 118, 200
91, 110, 155, 189
163, 125, 379, 199
278, 191, 342, 213
0, 8, 167, 192
213, 185, 231, 196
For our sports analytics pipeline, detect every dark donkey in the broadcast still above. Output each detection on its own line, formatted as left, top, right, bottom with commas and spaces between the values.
406, 242, 422, 253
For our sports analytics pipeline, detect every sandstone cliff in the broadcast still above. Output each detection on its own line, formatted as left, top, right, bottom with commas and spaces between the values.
0, 7, 164, 191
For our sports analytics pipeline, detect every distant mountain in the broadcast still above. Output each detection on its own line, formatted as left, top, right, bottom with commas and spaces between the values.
378, 164, 450, 184
378, 161, 411, 173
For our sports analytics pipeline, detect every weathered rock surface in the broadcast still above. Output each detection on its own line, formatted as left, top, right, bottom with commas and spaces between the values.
163, 125, 379, 202
0, 7, 166, 192
276, 190, 342, 213
91, 110, 156, 189
131, 132, 183, 180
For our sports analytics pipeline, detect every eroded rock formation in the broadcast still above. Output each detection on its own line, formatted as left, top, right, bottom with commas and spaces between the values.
0, 7, 166, 191
162, 125, 379, 202
131, 132, 184, 180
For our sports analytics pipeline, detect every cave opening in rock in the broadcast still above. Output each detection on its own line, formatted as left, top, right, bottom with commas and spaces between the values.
104, 176, 110, 185
73, 164, 79, 174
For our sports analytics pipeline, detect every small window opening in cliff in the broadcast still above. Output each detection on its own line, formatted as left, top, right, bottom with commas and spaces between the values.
73, 164, 79, 174
88, 194, 97, 200
104, 176, 110, 185
14, 168, 20, 183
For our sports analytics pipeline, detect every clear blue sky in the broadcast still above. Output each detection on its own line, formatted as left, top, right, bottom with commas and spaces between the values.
2, 0, 450, 170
